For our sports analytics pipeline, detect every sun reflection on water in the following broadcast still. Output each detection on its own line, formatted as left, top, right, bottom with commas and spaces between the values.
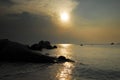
59, 44, 72, 48
57, 44, 72, 59
56, 62, 74, 80
55, 44, 74, 80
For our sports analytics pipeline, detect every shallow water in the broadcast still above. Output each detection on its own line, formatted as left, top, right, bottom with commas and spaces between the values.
0, 44, 120, 80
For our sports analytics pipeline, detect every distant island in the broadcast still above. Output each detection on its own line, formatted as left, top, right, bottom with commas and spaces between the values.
0, 39, 74, 63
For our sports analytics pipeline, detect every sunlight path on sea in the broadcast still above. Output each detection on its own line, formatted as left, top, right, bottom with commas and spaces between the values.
56, 62, 74, 80
41, 44, 75, 80
56, 44, 73, 59
55, 44, 74, 80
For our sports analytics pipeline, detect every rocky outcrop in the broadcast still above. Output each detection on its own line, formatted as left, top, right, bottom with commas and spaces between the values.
57, 56, 74, 63
30, 40, 57, 51
0, 39, 74, 63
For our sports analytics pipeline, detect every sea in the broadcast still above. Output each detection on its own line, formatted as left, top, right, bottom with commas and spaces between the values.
0, 44, 120, 80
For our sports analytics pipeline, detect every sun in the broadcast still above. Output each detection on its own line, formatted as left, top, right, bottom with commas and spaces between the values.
60, 12, 69, 22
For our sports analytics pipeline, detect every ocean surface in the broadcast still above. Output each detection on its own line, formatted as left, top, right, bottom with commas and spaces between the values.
0, 44, 120, 80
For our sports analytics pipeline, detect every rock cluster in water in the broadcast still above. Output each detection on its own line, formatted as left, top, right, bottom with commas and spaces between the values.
30, 40, 57, 51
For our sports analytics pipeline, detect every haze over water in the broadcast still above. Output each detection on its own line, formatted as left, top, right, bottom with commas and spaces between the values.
0, 0, 120, 80
0, 44, 120, 80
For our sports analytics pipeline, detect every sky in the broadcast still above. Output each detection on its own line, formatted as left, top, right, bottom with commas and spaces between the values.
0, 0, 120, 44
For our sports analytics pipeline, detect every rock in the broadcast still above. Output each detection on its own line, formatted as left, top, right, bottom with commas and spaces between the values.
30, 40, 57, 51
0, 39, 54, 62
0, 39, 9, 50
57, 56, 75, 63
80, 44, 83, 46
30, 44, 42, 51
0, 39, 73, 63
110, 42, 115, 45
53, 45, 57, 48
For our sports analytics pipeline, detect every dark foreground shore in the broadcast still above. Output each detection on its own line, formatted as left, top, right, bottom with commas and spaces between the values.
0, 39, 74, 63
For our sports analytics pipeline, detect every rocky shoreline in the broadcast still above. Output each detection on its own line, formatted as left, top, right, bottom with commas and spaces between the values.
0, 39, 74, 63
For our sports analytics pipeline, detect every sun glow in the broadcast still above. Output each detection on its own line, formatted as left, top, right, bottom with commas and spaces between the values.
57, 44, 72, 59
60, 12, 69, 22
60, 44, 71, 48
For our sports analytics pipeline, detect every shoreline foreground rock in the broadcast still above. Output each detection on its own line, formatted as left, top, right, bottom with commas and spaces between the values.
0, 39, 74, 63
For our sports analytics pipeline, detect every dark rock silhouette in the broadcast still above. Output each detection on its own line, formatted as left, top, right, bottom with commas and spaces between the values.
110, 42, 115, 45
57, 56, 75, 63
0, 39, 74, 63
30, 40, 57, 51
80, 44, 83, 46
58, 56, 66, 60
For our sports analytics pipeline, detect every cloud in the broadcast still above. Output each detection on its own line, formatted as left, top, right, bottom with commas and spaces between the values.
0, 0, 14, 6
1, 0, 78, 17
0, 11, 82, 44
0, 11, 61, 43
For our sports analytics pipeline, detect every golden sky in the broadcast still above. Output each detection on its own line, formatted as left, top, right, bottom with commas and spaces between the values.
0, 0, 120, 44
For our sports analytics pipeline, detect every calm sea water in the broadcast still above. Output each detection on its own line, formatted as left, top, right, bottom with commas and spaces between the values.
0, 44, 120, 80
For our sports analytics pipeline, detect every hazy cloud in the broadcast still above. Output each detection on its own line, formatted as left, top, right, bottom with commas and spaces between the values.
0, 0, 78, 17
0, 0, 14, 6
0, 0, 120, 44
